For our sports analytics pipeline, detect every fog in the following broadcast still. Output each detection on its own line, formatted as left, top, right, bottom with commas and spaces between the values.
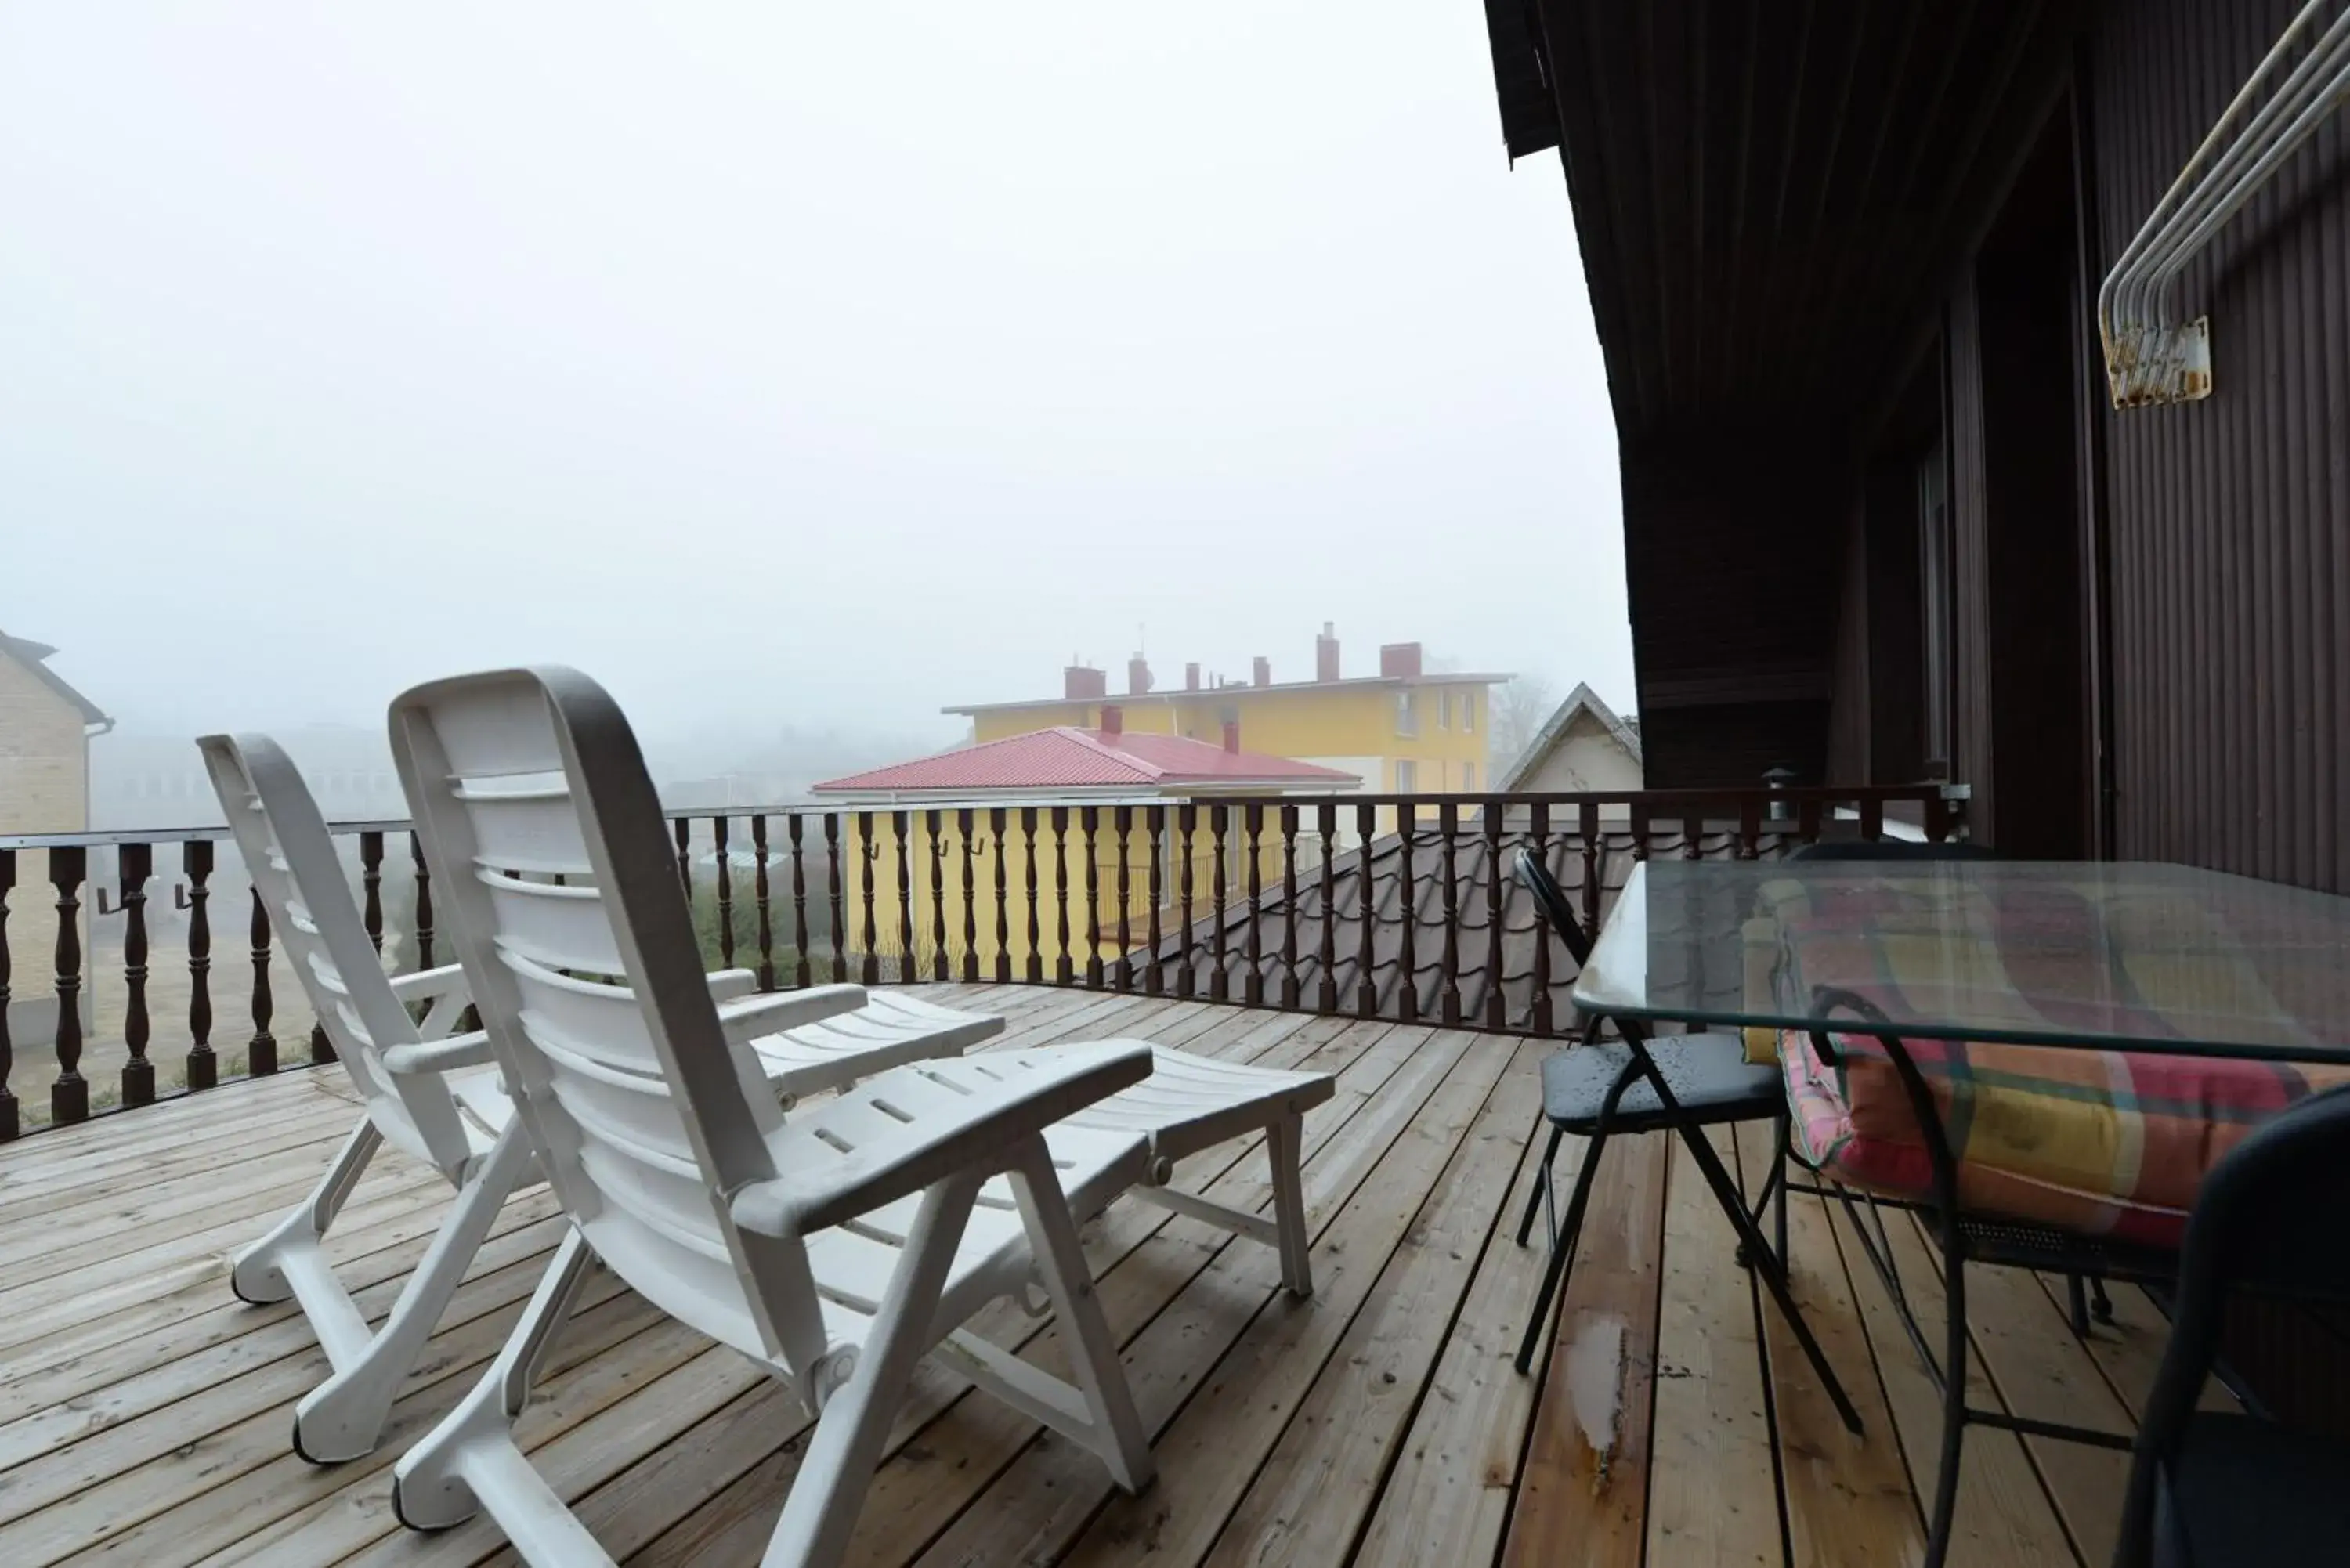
2, 2, 1626, 757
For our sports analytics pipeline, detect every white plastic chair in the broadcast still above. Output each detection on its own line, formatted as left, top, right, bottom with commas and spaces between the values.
202, 735, 940, 1461
385, 667, 1160, 1566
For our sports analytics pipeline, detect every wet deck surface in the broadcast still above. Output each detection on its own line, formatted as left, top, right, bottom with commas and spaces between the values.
0, 985, 2148, 1566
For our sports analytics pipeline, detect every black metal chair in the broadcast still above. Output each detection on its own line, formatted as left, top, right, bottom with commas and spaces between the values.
1510, 847, 1790, 1375
2113, 1083, 2350, 1568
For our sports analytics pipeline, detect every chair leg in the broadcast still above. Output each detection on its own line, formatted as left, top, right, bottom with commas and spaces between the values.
763, 1171, 986, 1568
392, 1226, 597, 1539
1265, 1112, 1314, 1299
1774, 1111, 1791, 1267
1004, 1140, 1155, 1495
231, 1118, 382, 1305
2067, 1274, 2092, 1339
1515, 1125, 1609, 1375
294, 1127, 533, 1462
1517, 1125, 1565, 1248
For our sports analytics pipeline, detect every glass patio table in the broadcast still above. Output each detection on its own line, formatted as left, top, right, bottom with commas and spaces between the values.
1572, 858, 2350, 1568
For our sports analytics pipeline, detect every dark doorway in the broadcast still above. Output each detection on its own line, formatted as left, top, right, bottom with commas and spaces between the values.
1975, 104, 2091, 858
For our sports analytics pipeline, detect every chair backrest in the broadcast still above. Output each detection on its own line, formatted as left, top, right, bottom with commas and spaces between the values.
2117, 1082, 2350, 1564
1787, 836, 1997, 862
1513, 847, 1593, 969
198, 733, 474, 1173
387, 666, 830, 1385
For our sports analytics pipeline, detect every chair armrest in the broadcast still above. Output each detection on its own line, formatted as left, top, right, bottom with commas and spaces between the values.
715, 984, 868, 1046
389, 963, 470, 1005
381, 1031, 495, 1075
705, 969, 760, 1003
731, 1042, 1152, 1237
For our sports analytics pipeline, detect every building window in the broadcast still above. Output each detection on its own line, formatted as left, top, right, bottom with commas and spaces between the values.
1462, 760, 1475, 793
1439, 691, 1452, 730
1395, 759, 1419, 793
1394, 692, 1417, 736
1462, 692, 1474, 733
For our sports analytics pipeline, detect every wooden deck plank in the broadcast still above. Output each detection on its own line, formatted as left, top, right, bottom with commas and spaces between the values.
1350, 1128, 1574, 1568
919, 1033, 1515, 1568
1904, 1215, 2133, 1567
1497, 1131, 1669, 1568
0, 988, 2153, 1568
404, 1011, 1357, 1568
1830, 1195, 2076, 1566
1188, 1039, 1543, 1568
1741, 1132, 1923, 1568
632, 1018, 1441, 1568
1643, 1129, 1783, 1568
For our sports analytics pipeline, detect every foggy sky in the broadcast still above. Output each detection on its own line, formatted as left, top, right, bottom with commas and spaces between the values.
1, 2, 1629, 751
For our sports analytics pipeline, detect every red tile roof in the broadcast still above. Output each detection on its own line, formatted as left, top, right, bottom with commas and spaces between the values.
813, 728, 1358, 795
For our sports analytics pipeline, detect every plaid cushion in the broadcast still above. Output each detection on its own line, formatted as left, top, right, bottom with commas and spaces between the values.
1765, 872, 2350, 1245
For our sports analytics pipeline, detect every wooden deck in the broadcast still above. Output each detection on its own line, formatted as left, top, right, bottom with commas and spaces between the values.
0, 985, 2177, 1566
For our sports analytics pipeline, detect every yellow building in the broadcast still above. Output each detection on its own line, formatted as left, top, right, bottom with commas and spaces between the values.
811, 719, 1357, 977
945, 623, 1506, 797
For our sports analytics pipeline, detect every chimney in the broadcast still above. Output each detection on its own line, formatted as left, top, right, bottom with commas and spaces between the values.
1184, 661, 1201, 692
1064, 662, 1107, 700
1127, 652, 1153, 695
1379, 641, 1423, 679
1253, 655, 1271, 687
1314, 622, 1340, 683
1221, 717, 1241, 753
1100, 704, 1123, 739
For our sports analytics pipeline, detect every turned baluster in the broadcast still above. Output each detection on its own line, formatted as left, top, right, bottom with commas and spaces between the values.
184, 842, 216, 1090
1315, 801, 1337, 1013
1242, 804, 1264, 1007
714, 817, 736, 971
0, 849, 15, 1140
1354, 801, 1378, 1017
360, 832, 385, 952
891, 811, 916, 985
1682, 809, 1705, 861
751, 816, 777, 991
1483, 806, 1506, 1029
1529, 803, 1554, 1036
1082, 807, 1104, 989
410, 831, 436, 969
1579, 800, 1603, 934
1278, 804, 1299, 1009
992, 808, 1012, 984
787, 814, 812, 988
1051, 807, 1072, 985
674, 817, 693, 904
50, 847, 89, 1122
248, 886, 277, 1077
117, 844, 157, 1104
1396, 804, 1417, 1024
1144, 806, 1165, 995
959, 809, 979, 984
1113, 806, 1133, 992
1737, 797, 1762, 860
1176, 802, 1197, 999
824, 813, 847, 985
855, 812, 879, 987
1438, 801, 1462, 1025
928, 809, 949, 983
1021, 807, 1043, 985
1209, 804, 1229, 1003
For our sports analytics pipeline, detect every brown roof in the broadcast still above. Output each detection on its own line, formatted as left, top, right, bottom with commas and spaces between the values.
1149, 812, 1800, 1034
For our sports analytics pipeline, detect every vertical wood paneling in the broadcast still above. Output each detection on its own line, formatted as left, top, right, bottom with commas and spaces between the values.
2091, 0, 2350, 892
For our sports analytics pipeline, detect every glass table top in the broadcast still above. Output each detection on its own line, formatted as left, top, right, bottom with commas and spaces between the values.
1571, 859, 2350, 1060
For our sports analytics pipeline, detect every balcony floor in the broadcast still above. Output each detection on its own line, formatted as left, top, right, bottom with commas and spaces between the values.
0, 985, 2169, 1567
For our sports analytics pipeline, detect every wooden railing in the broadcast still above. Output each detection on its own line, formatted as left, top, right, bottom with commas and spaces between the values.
0, 783, 1961, 1143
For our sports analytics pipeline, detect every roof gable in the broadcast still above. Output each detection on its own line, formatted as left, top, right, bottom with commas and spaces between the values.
1495, 682, 1641, 792
0, 631, 109, 728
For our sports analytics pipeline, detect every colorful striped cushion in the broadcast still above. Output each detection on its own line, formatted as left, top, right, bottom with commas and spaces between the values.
1781, 1026, 2350, 1245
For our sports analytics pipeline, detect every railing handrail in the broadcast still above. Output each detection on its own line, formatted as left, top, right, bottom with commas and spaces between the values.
0, 781, 1961, 851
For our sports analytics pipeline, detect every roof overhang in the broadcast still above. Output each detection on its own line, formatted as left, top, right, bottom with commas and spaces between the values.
942, 673, 1513, 717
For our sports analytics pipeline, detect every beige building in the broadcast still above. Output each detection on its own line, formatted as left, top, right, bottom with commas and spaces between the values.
1493, 682, 1643, 806
1, 630, 109, 837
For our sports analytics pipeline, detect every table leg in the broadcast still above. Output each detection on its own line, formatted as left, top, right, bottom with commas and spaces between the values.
1618, 1021, 1865, 1436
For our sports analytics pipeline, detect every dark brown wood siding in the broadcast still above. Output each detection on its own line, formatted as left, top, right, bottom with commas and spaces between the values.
2091, 0, 2350, 893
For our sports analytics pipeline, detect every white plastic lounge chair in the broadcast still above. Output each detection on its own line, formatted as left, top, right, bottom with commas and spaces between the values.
383, 667, 1160, 1566
201, 734, 996, 1463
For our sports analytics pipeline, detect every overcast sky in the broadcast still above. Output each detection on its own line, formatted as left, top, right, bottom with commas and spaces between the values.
2, 2, 1627, 750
